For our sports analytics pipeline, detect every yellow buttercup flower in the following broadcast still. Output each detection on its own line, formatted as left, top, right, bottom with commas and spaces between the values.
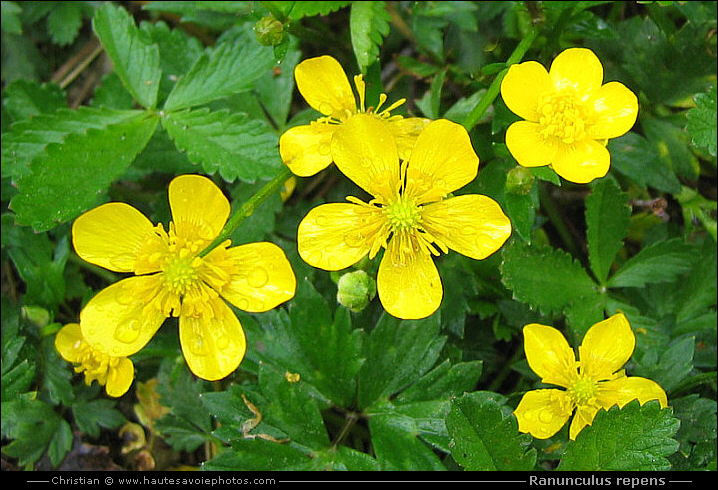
72, 174, 296, 381
279, 55, 429, 177
55, 323, 134, 397
501, 48, 638, 184
514, 313, 668, 440
297, 115, 512, 320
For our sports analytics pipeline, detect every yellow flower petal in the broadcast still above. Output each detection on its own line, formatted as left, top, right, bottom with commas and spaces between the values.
72, 202, 158, 274
80, 275, 167, 357
105, 357, 134, 397
597, 376, 668, 410
295, 55, 356, 117
331, 114, 400, 201
514, 389, 574, 439
169, 174, 230, 243
279, 123, 338, 177
549, 48, 603, 95
207, 242, 296, 313
179, 297, 246, 381
588, 81, 638, 140
298, 202, 382, 271
551, 139, 610, 184
523, 324, 578, 388
388, 116, 431, 161
505, 121, 559, 168
569, 404, 601, 440
421, 194, 511, 260
501, 60, 552, 122
405, 119, 480, 201
55, 323, 84, 363
377, 237, 442, 319
579, 313, 635, 380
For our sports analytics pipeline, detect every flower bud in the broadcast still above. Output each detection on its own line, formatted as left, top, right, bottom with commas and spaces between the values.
254, 15, 285, 47
336, 270, 376, 313
506, 166, 535, 195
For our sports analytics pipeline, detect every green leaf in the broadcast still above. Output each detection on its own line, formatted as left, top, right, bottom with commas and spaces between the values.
585, 178, 631, 284
72, 400, 125, 439
4, 228, 67, 310
203, 438, 312, 471
446, 391, 536, 471
156, 358, 212, 437
634, 336, 695, 393
1, 397, 72, 468
1, 1, 23, 35
287, 280, 364, 406
686, 85, 717, 157
558, 401, 679, 471
258, 363, 330, 449
500, 240, 597, 314
504, 185, 539, 244
163, 30, 275, 111
643, 115, 700, 181
10, 113, 159, 231
350, 1, 391, 73
276, 1, 352, 20
154, 414, 211, 452
46, 1, 84, 46
1, 360, 35, 402
395, 359, 482, 404
369, 412, 447, 470
162, 108, 281, 183
607, 132, 681, 194
357, 312, 444, 410
669, 395, 717, 470
607, 238, 695, 288
2, 79, 66, 121
2, 106, 148, 180
92, 3, 161, 108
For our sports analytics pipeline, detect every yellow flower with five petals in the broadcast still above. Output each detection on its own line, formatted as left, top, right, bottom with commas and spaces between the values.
72, 175, 296, 381
501, 48, 638, 183
55, 323, 134, 397
514, 313, 668, 440
279, 55, 429, 177
297, 114, 512, 320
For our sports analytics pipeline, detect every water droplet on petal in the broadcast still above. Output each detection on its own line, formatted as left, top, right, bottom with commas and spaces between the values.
344, 232, 364, 248
247, 266, 269, 288
319, 102, 334, 115
539, 411, 554, 423
216, 335, 229, 350
114, 320, 141, 344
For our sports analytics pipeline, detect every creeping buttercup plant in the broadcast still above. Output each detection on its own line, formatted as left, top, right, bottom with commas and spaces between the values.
1, 1, 715, 473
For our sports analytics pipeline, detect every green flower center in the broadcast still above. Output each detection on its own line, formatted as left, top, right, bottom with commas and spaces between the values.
538, 92, 588, 144
385, 196, 421, 233
163, 255, 200, 296
569, 376, 598, 406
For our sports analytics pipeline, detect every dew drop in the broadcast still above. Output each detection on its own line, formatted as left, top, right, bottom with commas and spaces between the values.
237, 297, 251, 311
319, 102, 334, 115
538, 411, 554, 423
114, 320, 141, 344
461, 225, 477, 236
216, 335, 229, 350
190, 335, 208, 355
343, 232, 364, 248
247, 266, 269, 288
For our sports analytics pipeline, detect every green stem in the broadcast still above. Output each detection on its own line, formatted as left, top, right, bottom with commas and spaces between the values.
462, 29, 539, 131
199, 167, 292, 257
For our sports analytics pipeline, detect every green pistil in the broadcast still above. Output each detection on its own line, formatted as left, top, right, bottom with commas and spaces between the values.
386, 197, 421, 232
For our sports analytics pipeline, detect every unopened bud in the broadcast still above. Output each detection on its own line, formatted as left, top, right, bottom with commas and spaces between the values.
254, 15, 285, 46
506, 166, 535, 195
336, 270, 376, 313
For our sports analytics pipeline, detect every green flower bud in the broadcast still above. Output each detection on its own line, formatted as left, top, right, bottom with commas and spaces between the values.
22, 305, 51, 328
254, 15, 285, 47
506, 166, 535, 195
336, 270, 377, 313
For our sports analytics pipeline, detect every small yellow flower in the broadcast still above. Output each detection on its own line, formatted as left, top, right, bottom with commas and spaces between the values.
297, 115, 512, 320
72, 174, 296, 381
55, 323, 134, 397
279, 55, 430, 177
501, 48, 638, 183
514, 313, 668, 440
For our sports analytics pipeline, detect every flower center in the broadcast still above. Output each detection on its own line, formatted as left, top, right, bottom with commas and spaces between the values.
385, 196, 421, 233
163, 255, 200, 296
76, 342, 112, 383
538, 92, 588, 144
569, 376, 598, 406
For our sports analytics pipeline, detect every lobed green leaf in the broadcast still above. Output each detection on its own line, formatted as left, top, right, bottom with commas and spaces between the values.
350, 1, 391, 74
558, 401, 679, 471
92, 3, 161, 108
607, 238, 696, 288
